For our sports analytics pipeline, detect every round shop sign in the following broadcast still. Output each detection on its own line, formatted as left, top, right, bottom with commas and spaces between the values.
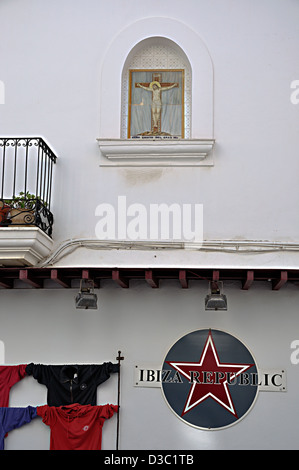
161, 329, 259, 430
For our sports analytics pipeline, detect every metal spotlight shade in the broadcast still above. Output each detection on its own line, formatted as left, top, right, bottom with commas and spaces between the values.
75, 279, 98, 309
205, 292, 227, 311
205, 280, 227, 311
75, 292, 98, 309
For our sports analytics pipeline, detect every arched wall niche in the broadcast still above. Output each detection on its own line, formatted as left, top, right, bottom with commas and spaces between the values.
121, 36, 192, 139
97, 17, 214, 166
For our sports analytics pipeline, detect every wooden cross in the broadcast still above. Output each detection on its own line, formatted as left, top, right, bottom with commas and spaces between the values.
136, 73, 175, 89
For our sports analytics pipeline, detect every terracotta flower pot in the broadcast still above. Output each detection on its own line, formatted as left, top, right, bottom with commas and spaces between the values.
0, 202, 11, 224
10, 208, 35, 225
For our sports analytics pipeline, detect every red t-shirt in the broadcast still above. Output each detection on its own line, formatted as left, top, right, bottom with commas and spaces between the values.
37, 403, 118, 450
0, 364, 27, 407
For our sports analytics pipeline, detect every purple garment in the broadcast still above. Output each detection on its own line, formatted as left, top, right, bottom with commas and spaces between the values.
0, 406, 37, 450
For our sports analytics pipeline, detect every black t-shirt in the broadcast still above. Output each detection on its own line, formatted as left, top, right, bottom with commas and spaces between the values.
25, 362, 119, 406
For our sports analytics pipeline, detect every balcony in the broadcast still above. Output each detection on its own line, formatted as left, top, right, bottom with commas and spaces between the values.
0, 137, 57, 266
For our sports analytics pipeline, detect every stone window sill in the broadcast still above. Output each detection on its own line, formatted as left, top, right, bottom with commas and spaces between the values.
97, 138, 215, 167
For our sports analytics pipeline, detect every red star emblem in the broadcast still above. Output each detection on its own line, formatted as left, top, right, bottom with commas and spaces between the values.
166, 330, 254, 418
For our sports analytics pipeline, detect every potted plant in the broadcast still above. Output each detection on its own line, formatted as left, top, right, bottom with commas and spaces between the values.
0, 200, 11, 224
9, 191, 37, 225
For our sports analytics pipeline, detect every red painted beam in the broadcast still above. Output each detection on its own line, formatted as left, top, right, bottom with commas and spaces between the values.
51, 269, 71, 288
19, 269, 42, 288
145, 270, 159, 288
272, 271, 288, 290
0, 279, 13, 289
0, 266, 293, 290
179, 270, 188, 288
242, 270, 254, 290
112, 270, 129, 288
81, 269, 99, 288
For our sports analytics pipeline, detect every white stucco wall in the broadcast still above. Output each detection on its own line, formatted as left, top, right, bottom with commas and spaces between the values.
1, 0, 298, 246
0, 0, 299, 450
0, 281, 298, 450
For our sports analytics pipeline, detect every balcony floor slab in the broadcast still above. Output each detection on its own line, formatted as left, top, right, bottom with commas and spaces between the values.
0, 227, 54, 267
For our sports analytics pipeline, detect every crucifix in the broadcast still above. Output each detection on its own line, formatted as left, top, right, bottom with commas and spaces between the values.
135, 73, 179, 135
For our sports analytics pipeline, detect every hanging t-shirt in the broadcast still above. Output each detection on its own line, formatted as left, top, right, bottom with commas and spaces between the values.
37, 403, 118, 450
0, 406, 37, 450
0, 365, 27, 407
25, 362, 119, 406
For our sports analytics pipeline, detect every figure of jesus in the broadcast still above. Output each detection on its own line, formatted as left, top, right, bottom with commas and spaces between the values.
136, 80, 179, 134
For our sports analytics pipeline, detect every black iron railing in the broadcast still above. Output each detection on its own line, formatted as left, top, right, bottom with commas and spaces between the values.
0, 137, 57, 237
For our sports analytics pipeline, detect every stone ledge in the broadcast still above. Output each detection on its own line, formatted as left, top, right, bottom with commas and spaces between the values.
0, 227, 54, 266
97, 138, 215, 167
